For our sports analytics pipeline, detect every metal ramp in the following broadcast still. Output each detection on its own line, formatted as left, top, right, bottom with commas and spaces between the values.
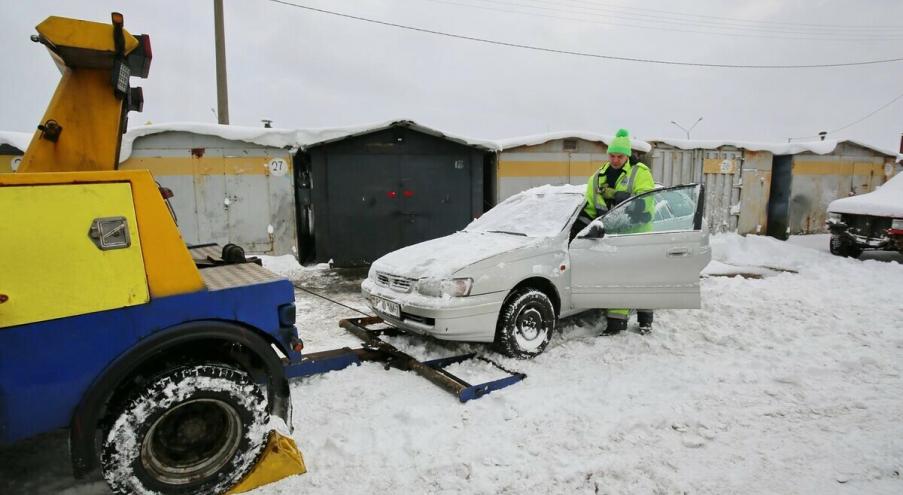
285, 316, 526, 402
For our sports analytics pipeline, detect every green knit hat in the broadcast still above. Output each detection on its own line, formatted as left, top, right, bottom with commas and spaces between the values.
608, 128, 632, 155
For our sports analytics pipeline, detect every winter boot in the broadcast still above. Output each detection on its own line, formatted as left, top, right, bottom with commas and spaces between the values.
637, 310, 653, 335
601, 317, 627, 336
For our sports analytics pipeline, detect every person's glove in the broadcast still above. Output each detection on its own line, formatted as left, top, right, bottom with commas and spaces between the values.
627, 200, 651, 223
601, 185, 617, 200
612, 191, 630, 205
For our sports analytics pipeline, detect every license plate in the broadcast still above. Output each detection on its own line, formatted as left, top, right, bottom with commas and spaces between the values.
373, 297, 400, 318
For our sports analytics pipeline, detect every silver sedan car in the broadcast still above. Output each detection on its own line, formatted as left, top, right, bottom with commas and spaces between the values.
362, 184, 710, 358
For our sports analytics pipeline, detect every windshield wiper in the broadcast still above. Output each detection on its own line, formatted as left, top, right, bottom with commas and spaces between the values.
486, 230, 527, 236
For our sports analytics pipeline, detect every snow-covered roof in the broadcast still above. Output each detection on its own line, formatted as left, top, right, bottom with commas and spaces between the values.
495, 131, 652, 153
120, 122, 305, 162
649, 137, 896, 157
298, 119, 498, 151
119, 120, 498, 161
0, 131, 32, 152
827, 172, 903, 218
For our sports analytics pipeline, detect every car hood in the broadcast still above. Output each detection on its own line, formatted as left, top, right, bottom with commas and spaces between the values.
372, 231, 541, 279
828, 173, 903, 218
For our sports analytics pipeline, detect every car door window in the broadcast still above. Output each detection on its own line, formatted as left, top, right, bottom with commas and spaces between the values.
603, 184, 701, 235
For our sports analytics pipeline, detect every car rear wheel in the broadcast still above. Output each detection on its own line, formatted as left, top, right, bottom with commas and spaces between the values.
495, 288, 556, 359
830, 234, 862, 258
101, 364, 269, 495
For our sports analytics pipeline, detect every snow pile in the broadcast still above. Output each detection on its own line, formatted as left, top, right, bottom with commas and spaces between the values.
0, 131, 32, 152
827, 173, 903, 218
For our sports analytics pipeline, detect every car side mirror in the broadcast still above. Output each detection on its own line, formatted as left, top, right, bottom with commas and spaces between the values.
580, 222, 605, 239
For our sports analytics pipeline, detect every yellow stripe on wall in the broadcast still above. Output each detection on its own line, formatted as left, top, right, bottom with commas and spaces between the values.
120, 155, 293, 176
791, 161, 885, 176
498, 160, 599, 178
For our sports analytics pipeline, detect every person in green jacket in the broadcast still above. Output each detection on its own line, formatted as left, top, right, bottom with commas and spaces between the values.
580, 128, 656, 335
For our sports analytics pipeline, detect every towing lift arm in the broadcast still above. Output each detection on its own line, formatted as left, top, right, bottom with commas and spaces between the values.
19, 13, 151, 172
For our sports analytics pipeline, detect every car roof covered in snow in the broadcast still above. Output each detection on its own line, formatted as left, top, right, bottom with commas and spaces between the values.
828, 172, 903, 218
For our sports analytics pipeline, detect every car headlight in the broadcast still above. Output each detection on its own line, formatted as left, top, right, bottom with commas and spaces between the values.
827, 212, 842, 223
892, 218, 903, 230
417, 277, 473, 297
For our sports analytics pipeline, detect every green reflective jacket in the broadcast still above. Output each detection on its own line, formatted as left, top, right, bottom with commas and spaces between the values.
583, 161, 655, 219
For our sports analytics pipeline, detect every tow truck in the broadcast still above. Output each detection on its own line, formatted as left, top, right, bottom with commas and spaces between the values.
0, 12, 526, 495
0, 13, 305, 494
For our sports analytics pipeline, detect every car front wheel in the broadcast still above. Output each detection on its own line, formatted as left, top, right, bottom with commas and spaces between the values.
829, 234, 862, 258
495, 288, 556, 359
101, 364, 269, 495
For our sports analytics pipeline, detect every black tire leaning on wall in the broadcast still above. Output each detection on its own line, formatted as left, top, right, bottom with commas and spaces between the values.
101, 363, 269, 495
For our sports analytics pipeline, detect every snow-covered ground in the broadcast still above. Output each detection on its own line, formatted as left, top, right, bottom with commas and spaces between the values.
2, 234, 901, 494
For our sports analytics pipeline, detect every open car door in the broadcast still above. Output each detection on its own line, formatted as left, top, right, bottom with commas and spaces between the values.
569, 184, 711, 309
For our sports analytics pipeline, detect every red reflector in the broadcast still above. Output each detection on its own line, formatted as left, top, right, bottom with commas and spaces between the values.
159, 187, 174, 199
403, 190, 414, 198
387, 191, 397, 199
0, 294, 8, 304
560, 265, 566, 271
292, 342, 304, 352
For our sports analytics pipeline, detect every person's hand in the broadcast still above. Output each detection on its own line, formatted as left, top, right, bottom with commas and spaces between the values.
601, 185, 617, 200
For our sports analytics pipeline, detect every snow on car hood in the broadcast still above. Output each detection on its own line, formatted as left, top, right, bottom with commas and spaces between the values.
828, 173, 903, 218
372, 231, 539, 279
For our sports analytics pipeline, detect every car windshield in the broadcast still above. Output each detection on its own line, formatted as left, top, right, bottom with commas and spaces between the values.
464, 190, 584, 237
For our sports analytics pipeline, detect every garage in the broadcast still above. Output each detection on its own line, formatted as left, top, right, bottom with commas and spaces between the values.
300, 121, 495, 266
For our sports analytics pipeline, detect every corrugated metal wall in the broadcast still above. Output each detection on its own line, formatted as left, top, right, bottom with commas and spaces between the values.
496, 139, 608, 202
649, 146, 743, 233
119, 132, 297, 255
787, 142, 893, 234
0, 144, 23, 173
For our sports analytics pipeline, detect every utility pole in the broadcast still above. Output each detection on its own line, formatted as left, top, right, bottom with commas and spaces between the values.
214, 0, 229, 125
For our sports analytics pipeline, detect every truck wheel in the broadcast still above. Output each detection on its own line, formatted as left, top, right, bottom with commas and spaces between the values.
495, 288, 556, 359
829, 235, 862, 258
101, 364, 269, 495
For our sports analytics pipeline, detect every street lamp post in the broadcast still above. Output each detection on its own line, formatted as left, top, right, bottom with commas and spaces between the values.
671, 117, 703, 140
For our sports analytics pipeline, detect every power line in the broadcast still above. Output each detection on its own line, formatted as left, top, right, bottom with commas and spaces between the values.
519, 0, 903, 31
436, 0, 903, 42
488, 0, 903, 38
787, 90, 903, 141
268, 0, 903, 68
828, 90, 903, 133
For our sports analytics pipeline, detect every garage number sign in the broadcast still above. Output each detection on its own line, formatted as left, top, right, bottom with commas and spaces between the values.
268, 158, 288, 177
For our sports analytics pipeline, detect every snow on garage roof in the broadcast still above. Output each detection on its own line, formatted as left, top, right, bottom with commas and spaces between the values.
649, 137, 896, 157
0, 131, 33, 152
297, 119, 498, 151
119, 120, 498, 161
495, 131, 652, 153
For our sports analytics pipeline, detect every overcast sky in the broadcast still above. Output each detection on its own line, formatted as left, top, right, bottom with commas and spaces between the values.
2, 0, 902, 151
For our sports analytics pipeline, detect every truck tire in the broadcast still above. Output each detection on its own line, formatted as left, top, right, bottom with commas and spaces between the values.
101, 364, 269, 495
495, 288, 556, 359
829, 234, 862, 258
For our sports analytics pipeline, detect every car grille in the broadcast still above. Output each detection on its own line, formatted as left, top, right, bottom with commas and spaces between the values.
375, 271, 416, 293
841, 214, 892, 239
